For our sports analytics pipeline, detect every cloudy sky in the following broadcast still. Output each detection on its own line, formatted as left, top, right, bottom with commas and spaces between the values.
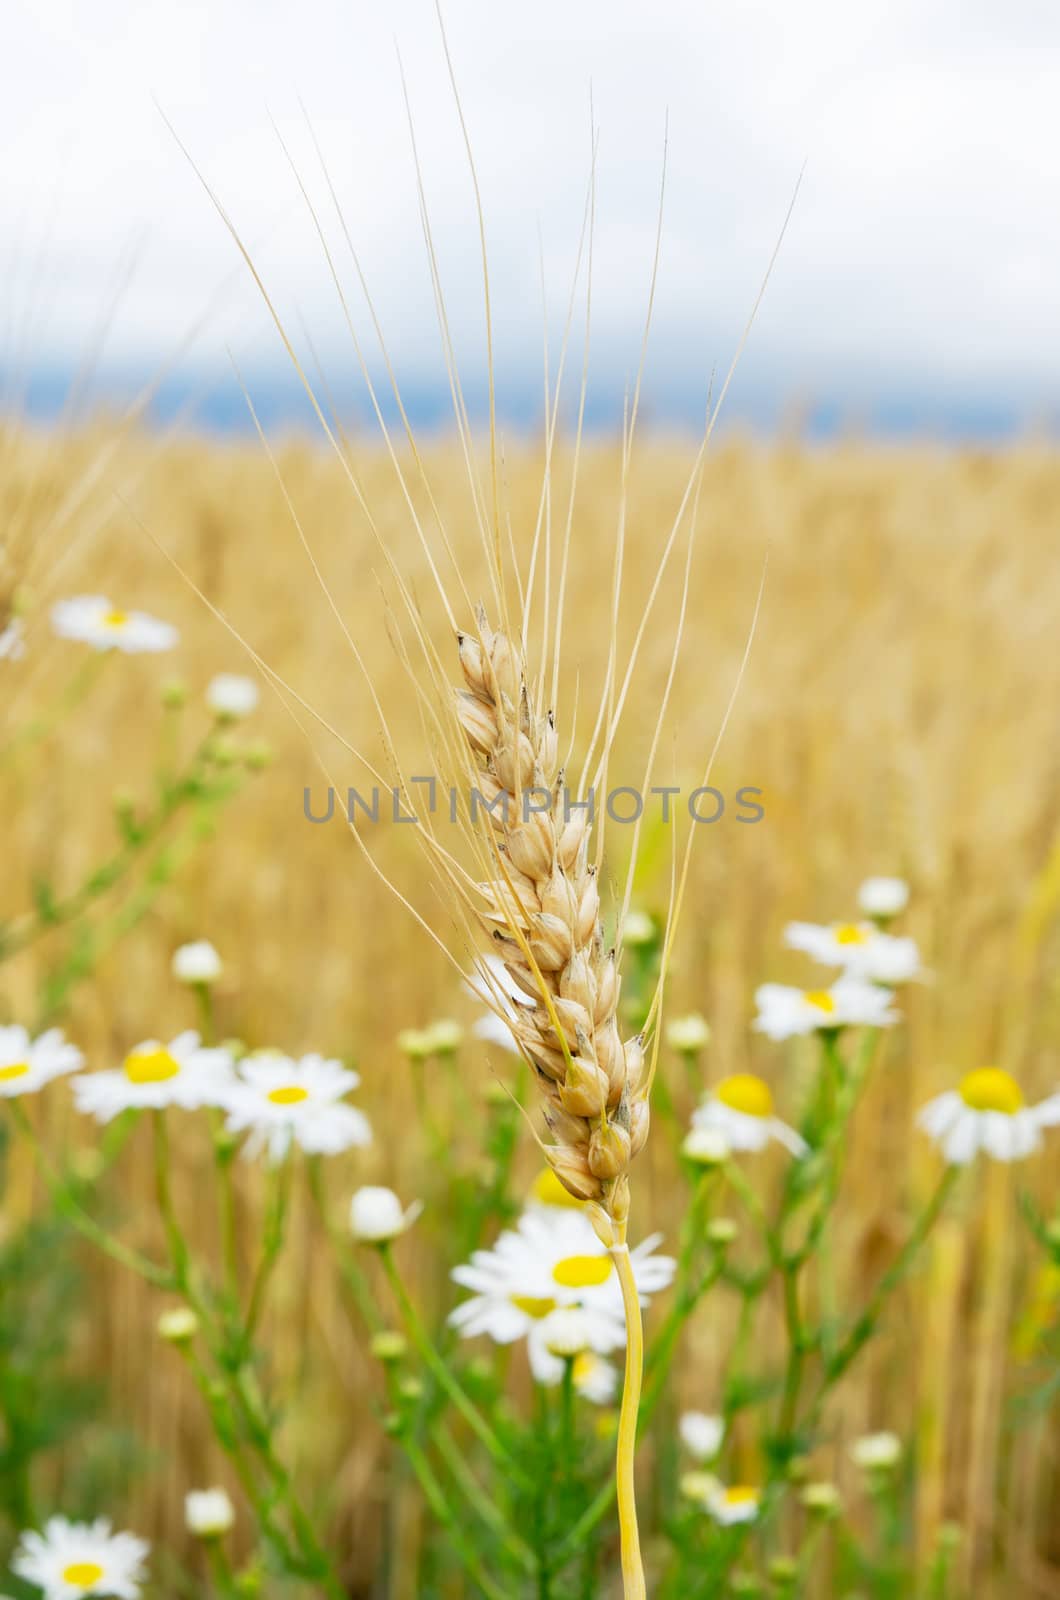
5, 0, 1060, 436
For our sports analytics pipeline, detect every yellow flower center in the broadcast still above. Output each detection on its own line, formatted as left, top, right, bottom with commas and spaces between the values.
510, 1294, 558, 1319
834, 924, 868, 945
267, 1085, 310, 1106
552, 1254, 613, 1289
123, 1047, 180, 1084
723, 1485, 758, 1507
530, 1168, 584, 1209
803, 990, 836, 1013
103, 609, 128, 628
716, 1073, 774, 1119
0, 1061, 30, 1082
62, 1563, 105, 1587
958, 1068, 1023, 1116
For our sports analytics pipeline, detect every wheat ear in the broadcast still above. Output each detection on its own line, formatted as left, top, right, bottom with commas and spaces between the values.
454, 606, 649, 1596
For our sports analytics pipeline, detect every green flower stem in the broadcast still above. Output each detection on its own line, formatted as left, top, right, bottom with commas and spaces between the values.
399, 1429, 513, 1600
378, 1242, 532, 1489
0, 652, 109, 767
244, 1152, 293, 1339
153, 1112, 194, 1291
818, 1165, 960, 1395
8, 1102, 173, 1288
430, 1421, 536, 1574
306, 1157, 384, 1333
204, 1541, 240, 1600
210, 1126, 241, 1317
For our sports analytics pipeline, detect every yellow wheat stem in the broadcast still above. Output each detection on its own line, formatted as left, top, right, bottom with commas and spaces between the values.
611, 1234, 647, 1600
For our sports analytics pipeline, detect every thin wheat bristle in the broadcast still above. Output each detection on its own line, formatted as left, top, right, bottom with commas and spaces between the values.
455, 606, 648, 1226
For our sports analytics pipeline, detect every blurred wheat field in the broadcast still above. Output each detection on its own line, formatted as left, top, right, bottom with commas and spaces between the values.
3, 425, 1060, 1596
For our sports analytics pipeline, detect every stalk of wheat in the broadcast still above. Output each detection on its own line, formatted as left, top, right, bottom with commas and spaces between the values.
454, 605, 650, 1595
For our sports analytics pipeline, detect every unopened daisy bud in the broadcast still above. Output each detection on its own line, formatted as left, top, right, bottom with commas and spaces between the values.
233, 1568, 263, 1596
158, 1306, 199, 1344
731, 1573, 761, 1596
541, 1306, 592, 1360
682, 1126, 731, 1167
161, 677, 188, 709
70, 1148, 106, 1185
851, 1431, 901, 1471
423, 1019, 463, 1055
666, 1013, 711, 1054
858, 876, 909, 919
706, 1217, 738, 1247
801, 1481, 842, 1517
769, 1558, 799, 1586
172, 940, 223, 986
243, 740, 273, 771
371, 1331, 409, 1364
680, 1470, 721, 1507
588, 1121, 631, 1179
210, 735, 239, 767
397, 1028, 432, 1060
679, 1411, 724, 1460
185, 1488, 235, 1539
621, 910, 656, 948
398, 1376, 425, 1404
207, 673, 259, 720
349, 1186, 421, 1244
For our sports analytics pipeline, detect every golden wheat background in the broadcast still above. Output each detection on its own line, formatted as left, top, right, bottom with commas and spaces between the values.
3, 426, 1060, 1595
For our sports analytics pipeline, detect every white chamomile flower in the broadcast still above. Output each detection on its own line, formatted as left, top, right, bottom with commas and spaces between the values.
681, 1126, 731, 1167
707, 1484, 760, 1526
206, 673, 259, 719
753, 978, 898, 1040
693, 1075, 807, 1157
541, 1305, 593, 1359
679, 1411, 725, 1461
12, 1515, 149, 1599
538, 1310, 619, 1403
73, 1033, 235, 1121
449, 1207, 675, 1385
171, 940, 223, 986
0, 616, 26, 660
784, 921, 922, 984
0, 1026, 83, 1099
858, 877, 910, 919
51, 596, 177, 654
349, 1186, 421, 1243
222, 1052, 371, 1162
464, 954, 526, 1054
666, 1014, 711, 1053
184, 1489, 235, 1539
917, 1069, 1060, 1165
851, 1431, 902, 1471
621, 910, 657, 948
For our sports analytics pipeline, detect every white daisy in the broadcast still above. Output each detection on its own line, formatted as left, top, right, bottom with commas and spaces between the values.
851, 1431, 901, 1470
73, 1032, 234, 1121
665, 1014, 711, 1053
0, 1026, 83, 1100
221, 1052, 371, 1162
784, 921, 922, 984
206, 674, 259, 719
51, 596, 177, 654
12, 1515, 149, 1599
570, 1350, 619, 1405
184, 1489, 235, 1539
707, 1484, 760, 1526
679, 1411, 725, 1461
917, 1068, 1060, 1165
857, 877, 910, 918
349, 1185, 421, 1243
464, 954, 526, 1054
449, 1207, 675, 1383
171, 941, 223, 985
692, 1074, 807, 1157
0, 617, 26, 660
753, 978, 898, 1040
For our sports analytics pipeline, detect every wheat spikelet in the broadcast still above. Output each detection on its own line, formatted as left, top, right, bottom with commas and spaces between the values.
455, 606, 649, 1231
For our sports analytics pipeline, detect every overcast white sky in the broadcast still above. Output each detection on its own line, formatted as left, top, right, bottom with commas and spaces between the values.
4, 0, 1060, 434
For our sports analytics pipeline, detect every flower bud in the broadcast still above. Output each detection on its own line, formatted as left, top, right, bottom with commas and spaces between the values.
541, 1306, 592, 1360
185, 1488, 235, 1539
157, 1307, 200, 1345
370, 1331, 409, 1364
682, 1126, 730, 1167
666, 1013, 711, 1053
172, 940, 223, 986
349, 1187, 421, 1244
